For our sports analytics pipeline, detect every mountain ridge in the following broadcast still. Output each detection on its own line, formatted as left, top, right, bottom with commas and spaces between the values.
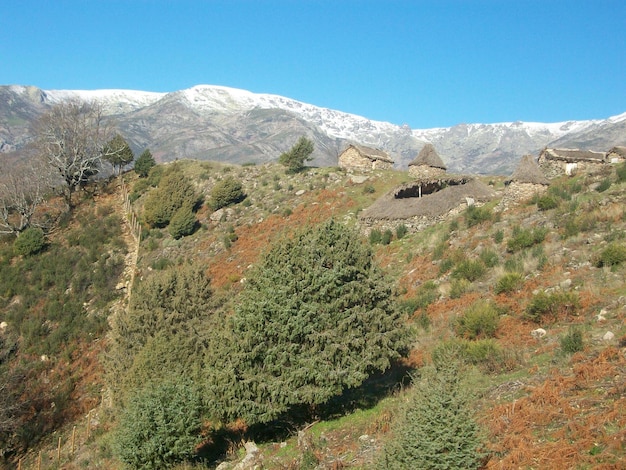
1, 84, 625, 174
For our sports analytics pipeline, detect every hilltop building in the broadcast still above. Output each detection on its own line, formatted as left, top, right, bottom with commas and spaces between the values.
538, 148, 607, 178
408, 143, 447, 179
500, 154, 550, 209
338, 144, 394, 172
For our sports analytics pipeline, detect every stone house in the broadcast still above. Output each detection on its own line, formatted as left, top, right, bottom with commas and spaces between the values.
607, 146, 626, 163
338, 144, 394, 172
538, 148, 606, 178
500, 154, 550, 209
408, 143, 447, 179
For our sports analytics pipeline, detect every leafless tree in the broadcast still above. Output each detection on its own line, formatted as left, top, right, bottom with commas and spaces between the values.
33, 100, 118, 209
0, 155, 52, 236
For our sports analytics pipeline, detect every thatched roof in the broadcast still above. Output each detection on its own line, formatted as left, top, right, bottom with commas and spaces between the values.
511, 154, 550, 185
344, 144, 394, 163
360, 177, 495, 220
540, 148, 606, 163
409, 143, 446, 169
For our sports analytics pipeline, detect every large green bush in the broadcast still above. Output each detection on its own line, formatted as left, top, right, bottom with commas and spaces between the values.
143, 168, 200, 227
207, 220, 409, 425
13, 227, 45, 256
113, 379, 205, 469
507, 226, 547, 252
209, 176, 245, 210
378, 357, 485, 469
134, 149, 156, 177
168, 204, 197, 239
594, 243, 626, 268
525, 290, 579, 322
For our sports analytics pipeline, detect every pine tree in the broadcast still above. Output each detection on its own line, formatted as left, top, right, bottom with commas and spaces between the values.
278, 135, 314, 173
207, 220, 409, 424
103, 134, 134, 175
134, 149, 156, 177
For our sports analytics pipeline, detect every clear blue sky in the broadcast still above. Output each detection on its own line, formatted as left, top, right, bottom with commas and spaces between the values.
2, 0, 625, 128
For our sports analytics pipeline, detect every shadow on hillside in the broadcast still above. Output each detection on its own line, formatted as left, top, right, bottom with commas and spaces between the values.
197, 359, 414, 464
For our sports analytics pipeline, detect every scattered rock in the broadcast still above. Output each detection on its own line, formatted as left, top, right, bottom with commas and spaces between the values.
295, 189, 306, 196
560, 279, 572, 290
531, 328, 547, 339
603, 331, 615, 342
350, 175, 369, 184
0, 321, 7, 332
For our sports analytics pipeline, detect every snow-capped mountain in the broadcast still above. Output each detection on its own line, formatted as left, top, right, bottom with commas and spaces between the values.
1, 84, 625, 175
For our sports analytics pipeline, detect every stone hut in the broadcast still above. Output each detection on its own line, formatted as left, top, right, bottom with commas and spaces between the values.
408, 143, 447, 179
607, 146, 626, 163
538, 148, 606, 178
338, 144, 394, 172
500, 154, 550, 209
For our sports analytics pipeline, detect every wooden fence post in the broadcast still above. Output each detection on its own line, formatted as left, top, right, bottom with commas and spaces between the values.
71, 425, 76, 454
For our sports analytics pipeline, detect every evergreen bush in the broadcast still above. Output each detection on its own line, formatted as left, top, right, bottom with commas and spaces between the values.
465, 205, 492, 227
168, 204, 197, 239
207, 220, 409, 425
560, 327, 584, 354
134, 149, 156, 178
451, 259, 486, 282
113, 379, 204, 469
13, 228, 45, 256
143, 169, 200, 228
378, 357, 485, 469
209, 176, 246, 210
525, 290, 579, 322
594, 243, 626, 268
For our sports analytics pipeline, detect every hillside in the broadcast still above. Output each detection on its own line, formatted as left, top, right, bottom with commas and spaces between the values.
2, 85, 626, 175
2, 159, 626, 469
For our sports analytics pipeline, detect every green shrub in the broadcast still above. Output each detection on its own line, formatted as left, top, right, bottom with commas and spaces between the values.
594, 243, 626, 268
451, 259, 486, 282
454, 300, 499, 339
560, 327, 584, 354
494, 272, 523, 294
381, 229, 393, 245
525, 290, 579, 322
616, 162, 626, 182
399, 282, 438, 314
465, 205, 492, 228
395, 224, 408, 239
168, 205, 197, 239
507, 226, 547, 252
14, 228, 46, 256
369, 229, 382, 245
479, 248, 499, 268
493, 229, 504, 244
449, 279, 470, 299
113, 379, 205, 469
596, 178, 611, 193
537, 195, 559, 210
210, 176, 246, 210
362, 185, 375, 194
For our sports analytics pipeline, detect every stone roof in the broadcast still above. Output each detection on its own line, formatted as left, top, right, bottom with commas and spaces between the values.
540, 148, 606, 163
345, 144, 394, 163
408, 143, 446, 169
511, 154, 550, 185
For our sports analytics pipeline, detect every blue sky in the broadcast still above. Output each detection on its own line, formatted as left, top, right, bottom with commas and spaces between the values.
2, 0, 625, 128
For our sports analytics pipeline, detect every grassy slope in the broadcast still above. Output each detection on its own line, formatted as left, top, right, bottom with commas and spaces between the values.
10, 161, 626, 469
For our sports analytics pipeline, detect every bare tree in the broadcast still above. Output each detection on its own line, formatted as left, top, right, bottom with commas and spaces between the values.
0, 156, 52, 236
33, 100, 116, 208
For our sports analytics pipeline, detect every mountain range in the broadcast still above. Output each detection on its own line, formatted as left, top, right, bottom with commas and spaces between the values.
1, 84, 625, 175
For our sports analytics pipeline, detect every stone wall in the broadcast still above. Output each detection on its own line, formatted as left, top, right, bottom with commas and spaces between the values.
538, 157, 606, 179
498, 182, 548, 211
338, 147, 392, 172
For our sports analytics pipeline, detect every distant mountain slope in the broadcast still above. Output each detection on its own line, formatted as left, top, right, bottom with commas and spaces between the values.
1, 84, 624, 175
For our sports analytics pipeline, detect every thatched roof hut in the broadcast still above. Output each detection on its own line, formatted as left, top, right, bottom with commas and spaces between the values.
409, 143, 447, 169
510, 154, 550, 186
408, 143, 446, 178
338, 144, 394, 172
359, 176, 495, 223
